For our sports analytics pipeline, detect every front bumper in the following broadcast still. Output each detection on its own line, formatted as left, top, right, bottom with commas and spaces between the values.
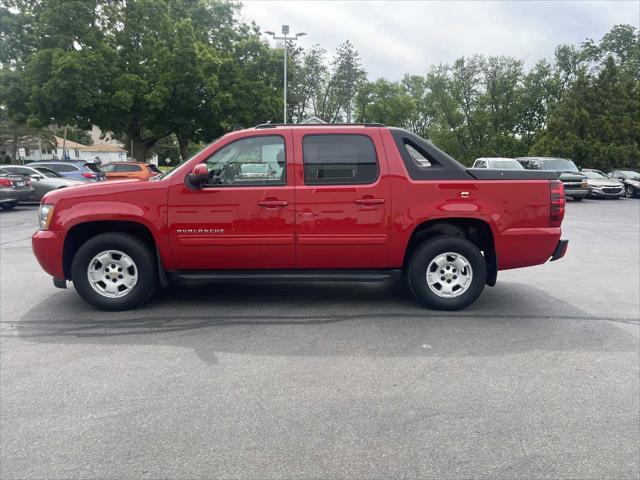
588, 187, 624, 198
564, 188, 589, 198
32, 230, 65, 279
550, 239, 569, 261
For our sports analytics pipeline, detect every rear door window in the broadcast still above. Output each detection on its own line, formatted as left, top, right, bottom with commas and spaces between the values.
302, 134, 378, 185
405, 143, 432, 167
46, 164, 78, 173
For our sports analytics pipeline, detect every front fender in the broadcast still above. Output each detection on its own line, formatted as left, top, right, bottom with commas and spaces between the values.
51, 200, 175, 271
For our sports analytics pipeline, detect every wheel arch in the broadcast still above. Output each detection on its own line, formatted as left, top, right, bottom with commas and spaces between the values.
402, 217, 497, 286
63, 220, 158, 280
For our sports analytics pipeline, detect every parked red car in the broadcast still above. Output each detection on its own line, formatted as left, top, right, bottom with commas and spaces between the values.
33, 124, 567, 311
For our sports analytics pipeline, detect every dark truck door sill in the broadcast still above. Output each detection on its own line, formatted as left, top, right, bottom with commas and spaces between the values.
169, 269, 402, 283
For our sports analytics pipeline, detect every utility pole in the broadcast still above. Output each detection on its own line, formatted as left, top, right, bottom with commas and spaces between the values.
62, 124, 68, 160
265, 26, 306, 124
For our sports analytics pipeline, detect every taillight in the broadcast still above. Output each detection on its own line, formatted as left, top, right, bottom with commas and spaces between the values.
0, 178, 13, 187
549, 180, 565, 227
25, 178, 31, 187
82, 172, 96, 179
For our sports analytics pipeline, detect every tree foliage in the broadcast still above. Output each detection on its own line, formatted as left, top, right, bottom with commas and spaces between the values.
1, 0, 282, 160
351, 24, 639, 168
1, 3, 637, 169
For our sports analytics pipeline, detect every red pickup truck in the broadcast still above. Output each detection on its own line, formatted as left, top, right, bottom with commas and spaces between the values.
33, 124, 568, 311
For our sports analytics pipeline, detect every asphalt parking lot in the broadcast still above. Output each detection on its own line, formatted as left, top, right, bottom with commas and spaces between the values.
1, 198, 638, 479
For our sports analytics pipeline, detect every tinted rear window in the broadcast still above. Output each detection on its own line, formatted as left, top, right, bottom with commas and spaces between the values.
302, 134, 378, 185
84, 163, 102, 173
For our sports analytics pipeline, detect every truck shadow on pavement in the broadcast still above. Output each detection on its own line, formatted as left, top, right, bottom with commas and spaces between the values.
5, 280, 639, 365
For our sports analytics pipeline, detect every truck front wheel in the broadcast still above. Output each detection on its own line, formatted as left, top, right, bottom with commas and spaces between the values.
71, 233, 157, 311
408, 236, 487, 310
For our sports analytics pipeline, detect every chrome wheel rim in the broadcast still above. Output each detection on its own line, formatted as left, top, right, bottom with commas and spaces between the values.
426, 252, 473, 298
87, 250, 138, 299
625, 186, 633, 198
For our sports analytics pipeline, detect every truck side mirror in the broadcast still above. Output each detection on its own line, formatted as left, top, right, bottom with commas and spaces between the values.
185, 163, 209, 189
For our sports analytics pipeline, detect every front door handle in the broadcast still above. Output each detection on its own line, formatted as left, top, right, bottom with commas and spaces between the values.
258, 200, 288, 207
355, 197, 385, 205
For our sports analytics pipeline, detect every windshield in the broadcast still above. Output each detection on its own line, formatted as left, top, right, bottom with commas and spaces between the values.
582, 171, 606, 179
539, 159, 579, 172
621, 170, 640, 180
151, 137, 222, 181
490, 160, 523, 170
35, 167, 63, 178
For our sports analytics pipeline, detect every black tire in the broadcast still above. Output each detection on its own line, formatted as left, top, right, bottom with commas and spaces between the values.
572, 196, 584, 202
408, 236, 487, 311
0, 201, 17, 210
71, 233, 156, 311
625, 185, 634, 198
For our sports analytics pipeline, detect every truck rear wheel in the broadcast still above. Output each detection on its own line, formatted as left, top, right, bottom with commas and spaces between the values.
71, 233, 156, 311
408, 236, 487, 310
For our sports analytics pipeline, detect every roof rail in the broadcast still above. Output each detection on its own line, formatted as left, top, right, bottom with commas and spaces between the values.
255, 122, 385, 129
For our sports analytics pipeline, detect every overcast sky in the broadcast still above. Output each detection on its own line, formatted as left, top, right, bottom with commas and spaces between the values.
240, 0, 639, 80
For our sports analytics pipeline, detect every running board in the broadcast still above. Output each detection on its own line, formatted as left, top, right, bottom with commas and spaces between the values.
170, 269, 402, 283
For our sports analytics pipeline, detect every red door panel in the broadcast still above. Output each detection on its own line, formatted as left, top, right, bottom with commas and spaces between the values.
167, 131, 295, 270
293, 128, 392, 269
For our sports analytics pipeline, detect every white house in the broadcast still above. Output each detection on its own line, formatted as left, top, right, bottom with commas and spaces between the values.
21, 136, 127, 163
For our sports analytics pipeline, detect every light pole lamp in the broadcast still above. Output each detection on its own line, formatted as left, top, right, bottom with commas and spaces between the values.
265, 25, 306, 124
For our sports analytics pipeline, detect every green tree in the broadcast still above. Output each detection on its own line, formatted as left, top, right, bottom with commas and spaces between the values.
533, 57, 640, 169
1, 0, 283, 161
355, 78, 415, 127
332, 40, 366, 123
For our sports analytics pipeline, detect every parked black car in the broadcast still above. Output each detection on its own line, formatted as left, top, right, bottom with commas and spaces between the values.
608, 170, 640, 198
517, 157, 589, 201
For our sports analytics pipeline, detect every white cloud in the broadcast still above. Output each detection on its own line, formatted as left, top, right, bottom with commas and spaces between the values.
240, 0, 639, 79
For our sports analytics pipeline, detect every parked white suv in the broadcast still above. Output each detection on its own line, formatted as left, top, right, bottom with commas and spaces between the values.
473, 157, 524, 170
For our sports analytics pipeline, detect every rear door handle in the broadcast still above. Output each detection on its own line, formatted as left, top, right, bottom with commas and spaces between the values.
355, 197, 385, 205
258, 200, 288, 207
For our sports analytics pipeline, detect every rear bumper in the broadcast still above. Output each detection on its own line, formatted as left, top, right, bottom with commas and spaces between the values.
0, 188, 35, 203
550, 239, 569, 261
496, 227, 562, 270
32, 230, 65, 279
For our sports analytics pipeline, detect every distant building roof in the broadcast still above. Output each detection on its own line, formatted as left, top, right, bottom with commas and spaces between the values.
53, 136, 126, 153
88, 142, 126, 153
54, 136, 88, 150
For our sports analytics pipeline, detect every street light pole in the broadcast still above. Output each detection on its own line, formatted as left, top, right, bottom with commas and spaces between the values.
265, 26, 306, 124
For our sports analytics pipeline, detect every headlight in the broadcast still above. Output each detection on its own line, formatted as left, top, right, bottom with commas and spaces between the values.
39, 204, 54, 230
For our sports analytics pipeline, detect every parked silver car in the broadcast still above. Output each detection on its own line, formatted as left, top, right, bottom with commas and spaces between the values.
581, 169, 624, 198
472, 157, 524, 170
0, 173, 34, 210
0, 165, 82, 201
